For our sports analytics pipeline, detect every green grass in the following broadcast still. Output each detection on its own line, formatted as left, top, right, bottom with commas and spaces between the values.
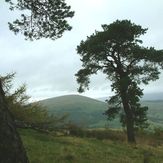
20, 129, 163, 163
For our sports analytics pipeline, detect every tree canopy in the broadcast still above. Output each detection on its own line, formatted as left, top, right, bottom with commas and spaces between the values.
76, 20, 163, 142
5, 0, 74, 40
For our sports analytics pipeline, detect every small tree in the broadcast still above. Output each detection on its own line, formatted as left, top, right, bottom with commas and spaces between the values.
0, 1, 74, 162
1, 73, 62, 128
75, 20, 163, 143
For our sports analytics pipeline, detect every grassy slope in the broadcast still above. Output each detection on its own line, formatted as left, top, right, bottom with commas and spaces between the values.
20, 129, 163, 163
39, 95, 163, 128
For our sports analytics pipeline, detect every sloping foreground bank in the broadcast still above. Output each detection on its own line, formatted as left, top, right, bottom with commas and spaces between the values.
20, 129, 163, 163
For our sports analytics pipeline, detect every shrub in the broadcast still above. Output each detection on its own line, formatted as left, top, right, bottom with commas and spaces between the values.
69, 127, 126, 141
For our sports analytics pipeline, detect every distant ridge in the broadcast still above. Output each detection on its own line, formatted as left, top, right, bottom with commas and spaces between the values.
39, 94, 107, 112
40, 94, 103, 104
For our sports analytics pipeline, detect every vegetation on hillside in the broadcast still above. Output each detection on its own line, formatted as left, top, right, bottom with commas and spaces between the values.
20, 128, 163, 163
39, 95, 108, 127
39, 95, 163, 129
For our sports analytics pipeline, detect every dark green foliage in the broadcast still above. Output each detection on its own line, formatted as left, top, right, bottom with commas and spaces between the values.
6, 0, 74, 40
105, 106, 121, 121
76, 20, 163, 142
76, 20, 162, 92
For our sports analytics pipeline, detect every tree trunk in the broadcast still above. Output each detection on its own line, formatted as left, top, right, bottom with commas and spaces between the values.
0, 80, 29, 163
126, 112, 135, 143
121, 92, 136, 143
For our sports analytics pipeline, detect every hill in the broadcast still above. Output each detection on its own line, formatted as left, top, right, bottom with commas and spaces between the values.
39, 95, 163, 128
40, 94, 107, 112
142, 100, 163, 128
39, 95, 109, 128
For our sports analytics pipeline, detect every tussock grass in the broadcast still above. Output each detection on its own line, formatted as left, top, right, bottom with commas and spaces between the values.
20, 129, 163, 163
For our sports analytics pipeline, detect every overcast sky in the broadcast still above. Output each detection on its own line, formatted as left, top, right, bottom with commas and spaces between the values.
1, 0, 163, 101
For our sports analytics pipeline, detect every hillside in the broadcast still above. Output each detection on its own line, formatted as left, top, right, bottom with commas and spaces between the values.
39, 95, 109, 128
40, 95, 107, 112
20, 129, 163, 163
39, 95, 163, 128
142, 100, 163, 127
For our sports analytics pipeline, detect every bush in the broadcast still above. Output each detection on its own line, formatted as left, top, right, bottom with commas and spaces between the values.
154, 127, 163, 137
67, 123, 86, 137
68, 126, 126, 141
86, 129, 125, 141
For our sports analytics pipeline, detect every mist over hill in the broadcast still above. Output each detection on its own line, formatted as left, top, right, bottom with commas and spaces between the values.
39, 94, 163, 129
142, 92, 163, 100
97, 92, 163, 102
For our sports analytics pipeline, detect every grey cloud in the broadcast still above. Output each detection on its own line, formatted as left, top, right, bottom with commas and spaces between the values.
0, 0, 163, 100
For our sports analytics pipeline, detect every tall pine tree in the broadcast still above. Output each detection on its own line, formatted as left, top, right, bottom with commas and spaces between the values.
76, 20, 163, 143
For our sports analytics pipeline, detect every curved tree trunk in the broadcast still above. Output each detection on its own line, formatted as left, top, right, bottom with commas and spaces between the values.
0, 80, 29, 163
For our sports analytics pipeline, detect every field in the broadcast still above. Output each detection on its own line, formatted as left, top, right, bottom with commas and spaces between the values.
20, 129, 163, 163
